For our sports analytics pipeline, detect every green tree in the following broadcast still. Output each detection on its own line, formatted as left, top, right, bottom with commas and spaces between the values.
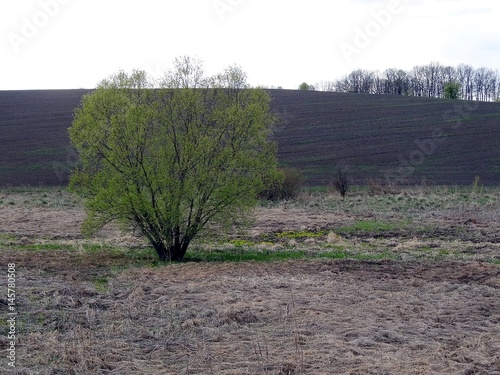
444, 82, 461, 99
298, 82, 315, 91
69, 57, 279, 261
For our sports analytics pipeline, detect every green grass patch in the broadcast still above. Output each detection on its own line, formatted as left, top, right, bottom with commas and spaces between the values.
185, 249, 306, 263
336, 220, 399, 233
10, 242, 116, 252
11, 243, 70, 251
184, 250, 398, 263
92, 276, 109, 292
0, 234, 17, 241
229, 239, 254, 247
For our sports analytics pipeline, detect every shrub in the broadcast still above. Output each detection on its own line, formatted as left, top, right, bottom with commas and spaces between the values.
367, 179, 389, 195
261, 167, 304, 201
329, 164, 350, 199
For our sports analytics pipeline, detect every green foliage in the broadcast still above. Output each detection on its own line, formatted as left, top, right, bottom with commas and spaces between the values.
336, 220, 398, 233
298, 82, 315, 91
444, 82, 461, 99
69, 57, 279, 261
261, 167, 304, 201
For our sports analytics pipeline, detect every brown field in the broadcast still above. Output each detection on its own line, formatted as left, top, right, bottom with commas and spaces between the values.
1, 90, 499, 187
1, 188, 499, 374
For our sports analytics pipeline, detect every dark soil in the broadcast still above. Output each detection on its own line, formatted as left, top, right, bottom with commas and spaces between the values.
1, 89, 499, 187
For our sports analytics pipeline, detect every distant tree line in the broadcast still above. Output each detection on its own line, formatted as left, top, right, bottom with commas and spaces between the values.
317, 62, 500, 102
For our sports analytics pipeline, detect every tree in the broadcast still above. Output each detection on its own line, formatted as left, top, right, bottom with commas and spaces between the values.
331, 163, 350, 199
444, 82, 461, 99
457, 64, 474, 100
298, 82, 315, 91
69, 57, 279, 261
334, 70, 374, 94
316, 80, 336, 92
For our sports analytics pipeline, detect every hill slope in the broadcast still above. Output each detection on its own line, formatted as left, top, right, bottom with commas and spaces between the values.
269, 90, 500, 186
0, 89, 499, 187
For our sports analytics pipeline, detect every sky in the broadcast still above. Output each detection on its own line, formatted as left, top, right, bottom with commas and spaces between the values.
0, 0, 499, 90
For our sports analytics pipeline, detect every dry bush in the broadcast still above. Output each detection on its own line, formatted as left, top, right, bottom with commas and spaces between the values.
328, 163, 351, 199
261, 167, 304, 201
367, 179, 398, 195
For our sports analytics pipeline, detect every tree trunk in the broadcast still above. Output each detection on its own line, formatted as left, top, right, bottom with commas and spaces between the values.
152, 242, 168, 261
170, 238, 190, 262
151, 239, 191, 261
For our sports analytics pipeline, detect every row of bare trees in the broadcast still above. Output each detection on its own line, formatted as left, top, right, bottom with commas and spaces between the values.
318, 62, 500, 102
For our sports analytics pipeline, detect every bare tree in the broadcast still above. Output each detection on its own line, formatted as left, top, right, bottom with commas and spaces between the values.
334, 69, 374, 94
317, 80, 336, 92
333, 62, 498, 102
332, 164, 350, 199
496, 72, 500, 101
372, 70, 384, 94
411, 65, 426, 97
457, 64, 475, 100
483, 68, 497, 101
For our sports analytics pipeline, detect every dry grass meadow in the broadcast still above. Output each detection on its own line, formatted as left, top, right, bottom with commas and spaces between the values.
1, 186, 499, 374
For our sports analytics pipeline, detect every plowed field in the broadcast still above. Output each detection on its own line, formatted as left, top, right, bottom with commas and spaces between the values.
1, 90, 499, 187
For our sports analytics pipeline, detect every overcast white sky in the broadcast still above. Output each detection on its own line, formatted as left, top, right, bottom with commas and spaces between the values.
1, 0, 499, 90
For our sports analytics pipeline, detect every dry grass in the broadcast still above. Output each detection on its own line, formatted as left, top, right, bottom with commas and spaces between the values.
1, 187, 500, 374
1, 257, 499, 374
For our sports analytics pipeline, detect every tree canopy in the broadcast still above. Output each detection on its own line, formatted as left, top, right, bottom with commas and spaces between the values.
443, 82, 461, 99
298, 82, 315, 91
69, 57, 279, 261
